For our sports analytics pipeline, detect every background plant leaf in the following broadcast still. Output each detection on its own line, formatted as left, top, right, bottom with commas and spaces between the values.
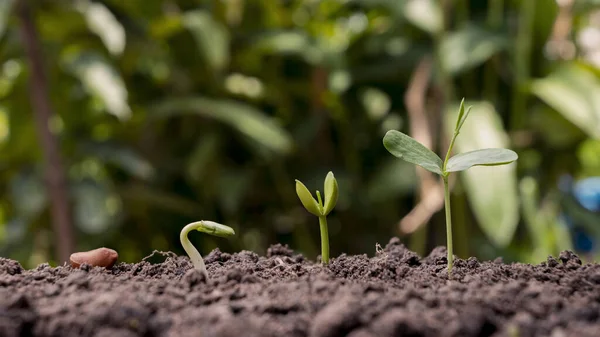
182, 10, 230, 73
152, 97, 293, 155
440, 25, 508, 75
62, 51, 131, 120
531, 63, 600, 139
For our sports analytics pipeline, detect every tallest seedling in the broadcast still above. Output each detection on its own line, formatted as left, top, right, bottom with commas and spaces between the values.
383, 99, 518, 273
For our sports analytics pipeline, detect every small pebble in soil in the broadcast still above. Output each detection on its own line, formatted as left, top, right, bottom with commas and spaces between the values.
69, 247, 118, 269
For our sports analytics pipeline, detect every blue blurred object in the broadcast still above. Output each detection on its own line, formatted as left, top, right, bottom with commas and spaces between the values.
558, 175, 600, 254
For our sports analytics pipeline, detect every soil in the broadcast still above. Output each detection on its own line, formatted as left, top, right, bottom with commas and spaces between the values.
1, 238, 600, 337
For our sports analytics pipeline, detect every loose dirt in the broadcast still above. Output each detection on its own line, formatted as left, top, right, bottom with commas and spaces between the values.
1, 238, 599, 337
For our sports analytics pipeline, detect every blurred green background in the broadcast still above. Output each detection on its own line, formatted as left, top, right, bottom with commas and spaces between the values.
1, 0, 600, 268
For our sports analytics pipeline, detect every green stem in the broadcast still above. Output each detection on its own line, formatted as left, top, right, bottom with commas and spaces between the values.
180, 223, 208, 278
511, 0, 535, 130
443, 176, 453, 274
180, 221, 235, 278
318, 216, 330, 264
444, 131, 459, 168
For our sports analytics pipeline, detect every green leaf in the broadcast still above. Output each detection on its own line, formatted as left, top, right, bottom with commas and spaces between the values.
182, 10, 230, 72
76, 0, 126, 56
446, 148, 518, 172
440, 25, 507, 75
152, 97, 293, 154
445, 101, 520, 247
295, 180, 322, 216
196, 220, 235, 238
383, 130, 443, 175
62, 52, 131, 120
531, 63, 600, 139
322, 171, 338, 216
403, 0, 442, 35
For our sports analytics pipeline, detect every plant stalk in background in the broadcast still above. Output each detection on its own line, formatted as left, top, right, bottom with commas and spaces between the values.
180, 220, 235, 279
17, 0, 75, 263
295, 171, 338, 264
383, 99, 518, 273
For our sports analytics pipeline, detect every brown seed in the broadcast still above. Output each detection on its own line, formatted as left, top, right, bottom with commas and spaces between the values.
70, 247, 118, 269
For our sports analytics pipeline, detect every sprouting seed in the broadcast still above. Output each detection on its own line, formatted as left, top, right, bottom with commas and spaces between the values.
295, 171, 339, 264
180, 220, 235, 279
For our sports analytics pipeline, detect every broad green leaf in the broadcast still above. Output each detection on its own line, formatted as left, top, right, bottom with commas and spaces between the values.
403, 0, 442, 35
440, 25, 507, 75
295, 180, 322, 216
182, 10, 230, 72
531, 63, 600, 139
152, 97, 293, 154
62, 52, 131, 120
446, 148, 518, 172
446, 101, 519, 247
383, 130, 443, 175
323, 171, 338, 216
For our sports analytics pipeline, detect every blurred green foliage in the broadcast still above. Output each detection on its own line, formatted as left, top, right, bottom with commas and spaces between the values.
1, 0, 600, 268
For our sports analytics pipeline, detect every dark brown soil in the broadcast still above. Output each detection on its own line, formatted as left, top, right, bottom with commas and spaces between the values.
1, 238, 600, 337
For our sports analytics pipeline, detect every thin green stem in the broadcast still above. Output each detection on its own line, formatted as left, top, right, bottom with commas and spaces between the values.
443, 176, 453, 274
180, 221, 235, 278
181, 223, 208, 278
444, 129, 460, 170
318, 216, 330, 264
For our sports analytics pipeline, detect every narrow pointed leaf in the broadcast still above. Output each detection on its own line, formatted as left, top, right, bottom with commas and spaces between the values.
446, 148, 518, 172
455, 98, 466, 130
323, 172, 338, 216
295, 180, 322, 216
383, 130, 443, 175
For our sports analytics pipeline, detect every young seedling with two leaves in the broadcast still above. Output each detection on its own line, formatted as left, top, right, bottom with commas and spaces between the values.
180, 220, 235, 279
383, 100, 518, 274
295, 171, 339, 264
